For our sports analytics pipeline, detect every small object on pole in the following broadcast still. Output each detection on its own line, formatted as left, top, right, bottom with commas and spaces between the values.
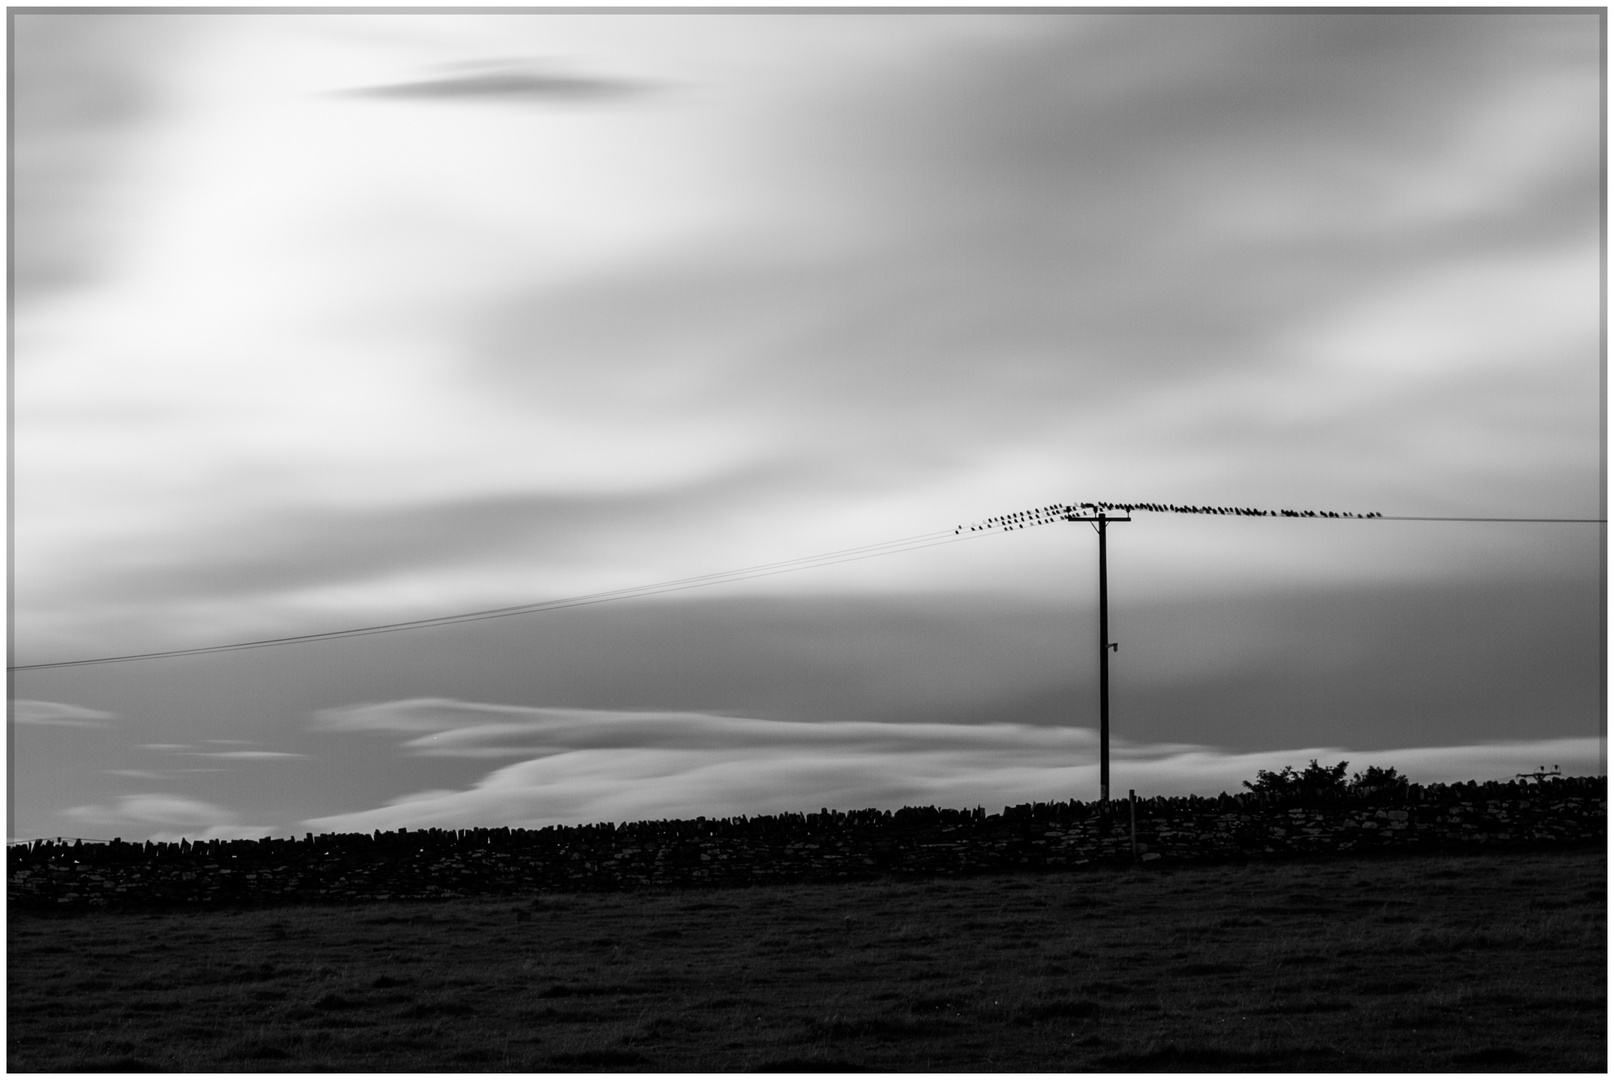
1129, 789, 1137, 861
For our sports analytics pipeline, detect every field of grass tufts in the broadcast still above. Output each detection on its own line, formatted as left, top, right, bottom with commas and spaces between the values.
8, 846, 1604, 1071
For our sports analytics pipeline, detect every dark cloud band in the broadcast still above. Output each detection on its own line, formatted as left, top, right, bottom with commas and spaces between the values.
342, 65, 653, 103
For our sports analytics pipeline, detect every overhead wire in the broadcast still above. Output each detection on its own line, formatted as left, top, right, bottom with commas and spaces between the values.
1373, 516, 1605, 523
11, 505, 1603, 673
956, 501, 1605, 533
8, 527, 974, 672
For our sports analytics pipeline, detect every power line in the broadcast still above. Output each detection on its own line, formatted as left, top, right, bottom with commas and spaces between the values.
8, 528, 971, 672
956, 501, 1383, 533
11, 504, 1602, 674
1375, 516, 1605, 523
955, 501, 1605, 533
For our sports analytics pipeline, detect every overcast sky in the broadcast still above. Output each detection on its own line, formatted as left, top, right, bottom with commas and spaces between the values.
11, 10, 1603, 842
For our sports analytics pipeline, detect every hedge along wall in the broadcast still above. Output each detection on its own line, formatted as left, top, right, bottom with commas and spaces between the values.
8, 776, 1604, 912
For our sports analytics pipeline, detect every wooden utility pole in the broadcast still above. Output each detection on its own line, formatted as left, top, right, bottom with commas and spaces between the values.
1098, 513, 1113, 804
1063, 510, 1128, 805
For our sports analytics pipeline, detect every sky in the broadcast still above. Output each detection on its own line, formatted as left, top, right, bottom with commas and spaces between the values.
10, 8, 1604, 842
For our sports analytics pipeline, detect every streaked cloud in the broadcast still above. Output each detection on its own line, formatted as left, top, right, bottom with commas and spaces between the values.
13, 12, 1598, 667
63, 793, 275, 842
305, 697, 1603, 833
343, 59, 656, 103
10, 13, 1601, 842
9, 13, 193, 304
193, 751, 306, 760
137, 743, 304, 761
315, 698, 1100, 759
12, 700, 117, 728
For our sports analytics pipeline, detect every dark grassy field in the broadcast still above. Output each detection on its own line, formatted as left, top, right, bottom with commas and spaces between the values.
8, 846, 1605, 1072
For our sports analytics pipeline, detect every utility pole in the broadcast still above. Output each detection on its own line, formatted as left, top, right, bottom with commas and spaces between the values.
1001, 507, 1129, 804
1084, 510, 1127, 805
1097, 513, 1110, 800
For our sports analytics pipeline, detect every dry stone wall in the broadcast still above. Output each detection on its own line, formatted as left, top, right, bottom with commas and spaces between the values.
9, 777, 1603, 911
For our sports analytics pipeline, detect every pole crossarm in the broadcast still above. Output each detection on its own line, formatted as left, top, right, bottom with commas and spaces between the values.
954, 500, 1382, 534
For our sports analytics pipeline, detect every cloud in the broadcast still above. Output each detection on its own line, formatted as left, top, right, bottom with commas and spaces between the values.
317, 698, 1098, 759
11, 14, 1598, 670
10, 13, 193, 303
343, 60, 654, 103
62, 793, 276, 842
12, 700, 115, 728
193, 751, 305, 760
136, 742, 303, 760
304, 697, 1603, 833
315, 697, 532, 734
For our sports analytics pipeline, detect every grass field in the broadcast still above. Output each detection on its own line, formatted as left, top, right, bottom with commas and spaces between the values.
8, 846, 1605, 1072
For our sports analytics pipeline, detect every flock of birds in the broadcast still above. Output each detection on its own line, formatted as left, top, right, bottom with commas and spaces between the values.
956, 501, 1383, 534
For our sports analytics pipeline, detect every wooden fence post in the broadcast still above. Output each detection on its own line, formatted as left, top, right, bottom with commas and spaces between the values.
1129, 789, 1137, 861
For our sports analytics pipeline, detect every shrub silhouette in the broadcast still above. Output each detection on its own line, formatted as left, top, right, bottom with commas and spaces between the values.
1349, 765, 1409, 798
1243, 761, 1414, 802
1243, 759, 1350, 797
